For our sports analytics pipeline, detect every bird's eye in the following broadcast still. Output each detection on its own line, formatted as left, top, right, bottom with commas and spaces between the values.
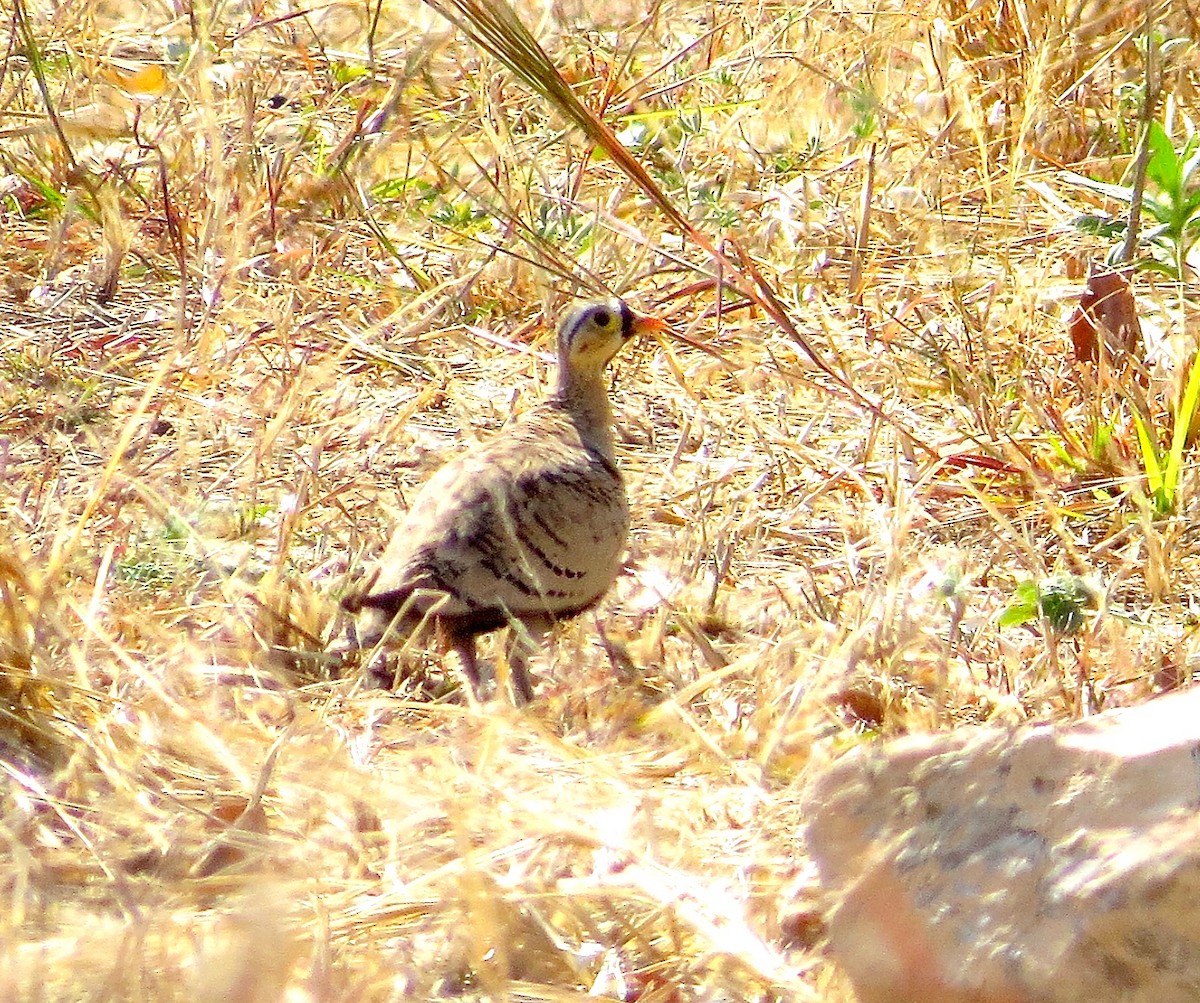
592, 309, 612, 328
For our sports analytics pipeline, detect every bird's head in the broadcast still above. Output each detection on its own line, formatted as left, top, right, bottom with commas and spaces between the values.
557, 298, 667, 376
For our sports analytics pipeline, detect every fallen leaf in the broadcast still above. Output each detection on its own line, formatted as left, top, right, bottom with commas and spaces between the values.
1067, 263, 1142, 363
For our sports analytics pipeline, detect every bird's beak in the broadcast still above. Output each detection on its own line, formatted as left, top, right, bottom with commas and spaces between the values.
628, 312, 669, 338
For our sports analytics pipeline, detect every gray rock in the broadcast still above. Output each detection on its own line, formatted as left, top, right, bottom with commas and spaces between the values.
803, 688, 1200, 1003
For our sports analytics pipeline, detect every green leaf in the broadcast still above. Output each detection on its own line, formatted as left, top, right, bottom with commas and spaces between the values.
996, 606, 1035, 628
1146, 120, 1182, 196
997, 580, 1041, 628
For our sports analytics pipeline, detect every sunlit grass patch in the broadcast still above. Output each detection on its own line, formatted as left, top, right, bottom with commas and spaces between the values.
0, 0, 1194, 999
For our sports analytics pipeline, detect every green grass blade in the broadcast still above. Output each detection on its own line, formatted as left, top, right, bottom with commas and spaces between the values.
1163, 347, 1200, 505
1134, 410, 1166, 508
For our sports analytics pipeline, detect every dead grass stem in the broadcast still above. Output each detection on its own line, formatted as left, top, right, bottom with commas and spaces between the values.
0, 0, 1197, 998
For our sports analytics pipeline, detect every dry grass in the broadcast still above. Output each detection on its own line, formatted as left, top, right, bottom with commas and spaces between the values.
2, 0, 1199, 998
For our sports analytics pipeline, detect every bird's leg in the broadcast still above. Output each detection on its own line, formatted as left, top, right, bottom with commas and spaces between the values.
453, 640, 484, 706
503, 620, 548, 705
362, 607, 406, 689
435, 621, 483, 705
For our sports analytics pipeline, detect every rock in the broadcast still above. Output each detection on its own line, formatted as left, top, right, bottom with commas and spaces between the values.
803, 688, 1200, 1003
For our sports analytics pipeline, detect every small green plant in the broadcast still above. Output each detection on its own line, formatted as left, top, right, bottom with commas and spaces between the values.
1069, 120, 1200, 279
998, 575, 1098, 636
676, 108, 704, 137
848, 80, 878, 141
695, 181, 741, 230
429, 197, 489, 231
533, 201, 593, 249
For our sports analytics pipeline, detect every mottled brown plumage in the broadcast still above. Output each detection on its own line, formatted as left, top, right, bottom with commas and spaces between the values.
343, 298, 665, 703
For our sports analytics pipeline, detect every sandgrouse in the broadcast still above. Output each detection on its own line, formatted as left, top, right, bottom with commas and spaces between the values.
342, 298, 666, 703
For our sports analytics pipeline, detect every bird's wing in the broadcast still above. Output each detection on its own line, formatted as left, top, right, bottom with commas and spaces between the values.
362, 435, 628, 622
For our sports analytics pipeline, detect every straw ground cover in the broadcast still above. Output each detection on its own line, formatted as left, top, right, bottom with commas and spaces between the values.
1, 0, 1197, 998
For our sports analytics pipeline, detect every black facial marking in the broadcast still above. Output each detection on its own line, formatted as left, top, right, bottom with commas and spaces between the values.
617, 299, 634, 337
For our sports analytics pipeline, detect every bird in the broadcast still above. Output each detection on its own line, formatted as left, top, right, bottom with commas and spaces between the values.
341, 297, 667, 703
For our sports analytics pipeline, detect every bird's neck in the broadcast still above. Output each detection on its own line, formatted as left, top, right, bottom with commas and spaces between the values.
551, 365, 616, 460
